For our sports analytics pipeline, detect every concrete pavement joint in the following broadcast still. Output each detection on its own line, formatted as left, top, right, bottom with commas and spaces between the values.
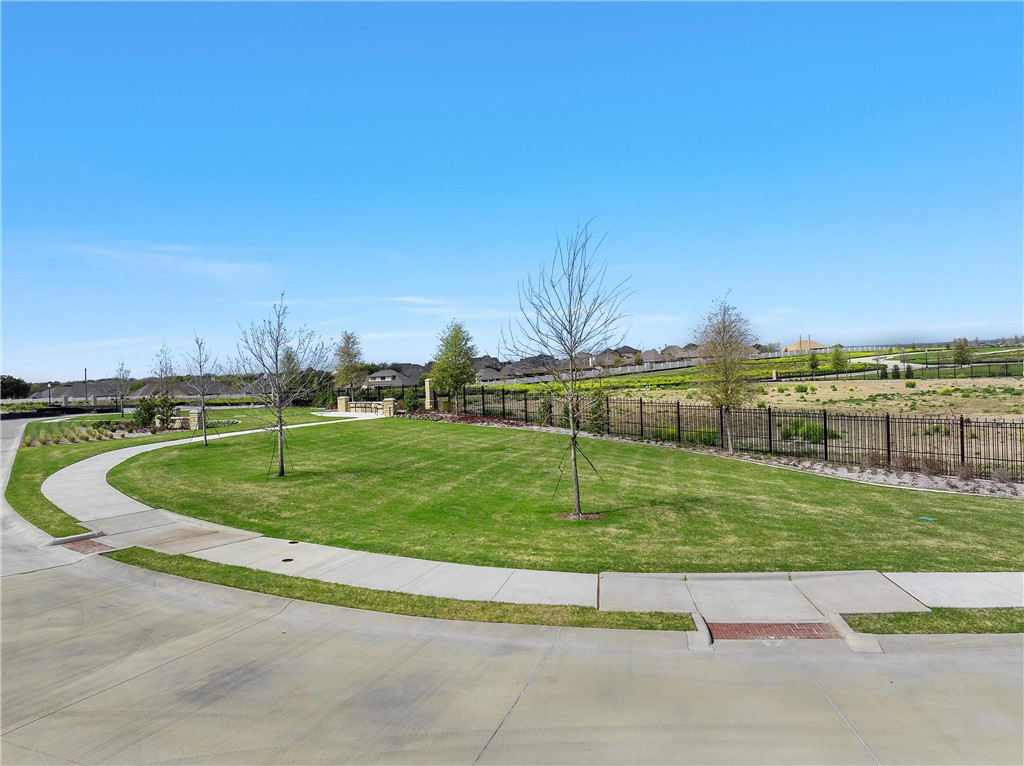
489, 569, 517, 602
787, 641, 883, 766
472, 626, 561, 765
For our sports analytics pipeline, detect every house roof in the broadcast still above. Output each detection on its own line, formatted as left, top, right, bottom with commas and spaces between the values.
782, 339, 828, 352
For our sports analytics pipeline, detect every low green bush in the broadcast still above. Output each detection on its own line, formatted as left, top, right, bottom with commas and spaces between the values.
683, 429, 719, 447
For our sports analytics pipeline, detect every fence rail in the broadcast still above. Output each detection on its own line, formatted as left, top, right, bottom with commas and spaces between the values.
361, 383, 1024, 481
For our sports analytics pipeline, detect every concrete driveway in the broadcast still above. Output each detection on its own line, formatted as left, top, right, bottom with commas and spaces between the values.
2, 419, 1022, 764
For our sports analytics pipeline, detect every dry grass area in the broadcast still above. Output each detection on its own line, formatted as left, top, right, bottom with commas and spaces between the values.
645, 377, 1024, 419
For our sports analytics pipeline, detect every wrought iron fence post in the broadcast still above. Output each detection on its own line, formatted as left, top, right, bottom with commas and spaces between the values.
823, 409, 829, 461
885, 413, 891, 466
767, 407, 773, 453
719, 407, 725, 448
481, 386, 485, 416
639, 398, 644, 439
959, 415, 966, 464
501, 388, 506, 420
676, 400, 682, 443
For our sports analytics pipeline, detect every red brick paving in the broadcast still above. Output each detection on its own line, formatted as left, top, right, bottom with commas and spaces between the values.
62, 539, 115, 554
708, 622, 842, 640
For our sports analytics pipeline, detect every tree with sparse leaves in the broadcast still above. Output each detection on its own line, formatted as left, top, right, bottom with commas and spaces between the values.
431, 320, 476, 412
502, 221, 631, 520
235, 295, 329, 477
112, 360, 132, 416
694, 295, 757, 453
182, 335, 219, 446
151, 344, 175, 397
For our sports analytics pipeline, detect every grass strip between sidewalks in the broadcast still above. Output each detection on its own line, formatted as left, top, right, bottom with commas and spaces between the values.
106, 547, 696, 632
845, 608, 1023, 635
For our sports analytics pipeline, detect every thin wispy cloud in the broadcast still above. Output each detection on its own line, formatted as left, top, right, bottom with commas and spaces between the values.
70, 243, 272, 282
46, 336, 152, 353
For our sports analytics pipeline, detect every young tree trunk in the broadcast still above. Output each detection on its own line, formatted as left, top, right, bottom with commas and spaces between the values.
570, 432, 582, 520
277, 413, 285, 477
725, 410, 735, 454
201, 403, 208, 447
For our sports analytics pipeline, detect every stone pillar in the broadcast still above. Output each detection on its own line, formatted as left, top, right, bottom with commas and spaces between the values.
62, 395, 69, 406
772, 370, 778, 381
189, 409, 203, 430
383, 398, 397, 417
423, 378, 433, 410
337, 396, 350, 413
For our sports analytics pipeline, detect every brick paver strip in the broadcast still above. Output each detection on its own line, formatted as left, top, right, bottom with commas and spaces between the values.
708, 622, 842, 640
62, 539, 115, 555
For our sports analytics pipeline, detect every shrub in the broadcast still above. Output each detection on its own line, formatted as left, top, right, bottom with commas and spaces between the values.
860, 450, 884, 470
905, 366, 914, 379
919, 456, 945, 476
537, 398, 552, 426
776, 385, 788, 393
879, 366, 888, 380
891, 365, 901, 379
154, 395, 177, 429
21, 434, 32, 448
890, 454, 913, 472
990, 467, 1013, 484
905, 380, 916, 388
585, 393, 609, 434
653, 427, 678, 442
133, 397, 158, 429
794, 384, 808, 393
779, 419, 840, 444
684, 429, 719, 447
956, 463, 976, 481
939, 387, 954, 396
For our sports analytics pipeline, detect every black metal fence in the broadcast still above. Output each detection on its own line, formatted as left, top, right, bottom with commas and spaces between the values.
361, 384, 1024, 481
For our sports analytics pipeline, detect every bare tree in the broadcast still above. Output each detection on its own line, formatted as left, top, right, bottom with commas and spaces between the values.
693, 294, 757, 453
235, 295, 329, 477
502, 221, 631, 520
181, 334, 219, 446
333, 330, 366, 396
111, 359, 132, 416
151, 343, 175, 397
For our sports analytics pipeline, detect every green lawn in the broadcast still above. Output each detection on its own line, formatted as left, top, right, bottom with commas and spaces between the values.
5, 408, 339, 537
108, 418, 1024, 573
108, 547, 695, 632
846, 608, 1024, 634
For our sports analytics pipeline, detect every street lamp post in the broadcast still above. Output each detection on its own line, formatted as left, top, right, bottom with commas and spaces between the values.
47, 382, 51, 406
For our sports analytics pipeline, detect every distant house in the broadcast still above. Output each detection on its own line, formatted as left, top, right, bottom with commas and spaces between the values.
641, 349, 669, 363
365, 363, 431, 388
782, 339, 828, 353
662, 343, 701, 360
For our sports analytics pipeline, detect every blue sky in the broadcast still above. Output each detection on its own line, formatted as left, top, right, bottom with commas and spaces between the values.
3, 2, 1022, 382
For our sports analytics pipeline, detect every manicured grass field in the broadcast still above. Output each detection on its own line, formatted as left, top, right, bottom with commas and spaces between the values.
5, 408, 336, 537
108, 418, 1024, 573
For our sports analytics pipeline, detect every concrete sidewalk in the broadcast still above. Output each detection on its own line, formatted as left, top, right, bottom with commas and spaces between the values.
24, 413, 1024, 647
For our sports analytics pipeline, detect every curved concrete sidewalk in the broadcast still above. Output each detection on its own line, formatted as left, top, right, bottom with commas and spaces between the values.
34, 414, 1024, 640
